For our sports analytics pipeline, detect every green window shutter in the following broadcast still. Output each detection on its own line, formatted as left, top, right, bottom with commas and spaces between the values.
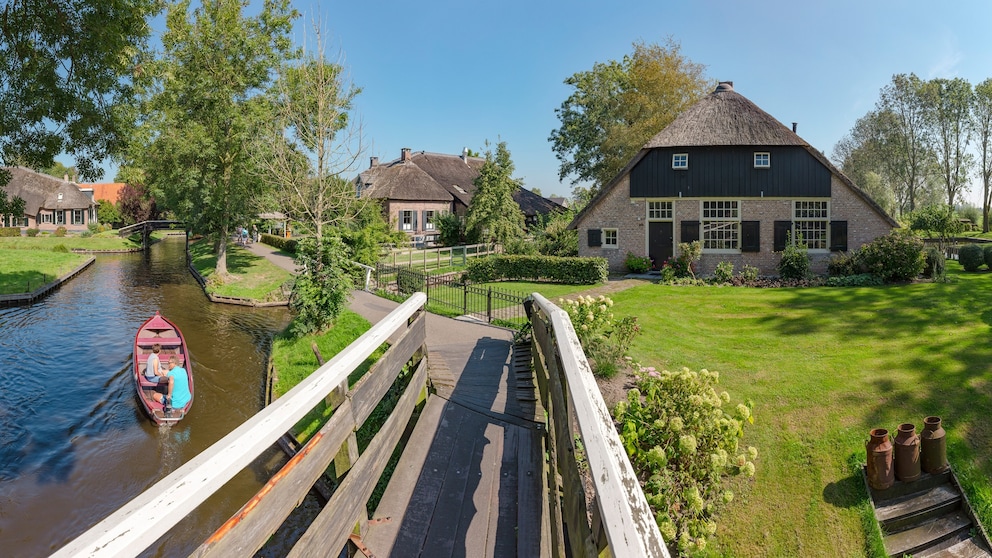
681, 221, 699, 243
774, 221, 792, 251
830, 221, 848, 251
741, 221, 760, 252
588, 228, 602, 247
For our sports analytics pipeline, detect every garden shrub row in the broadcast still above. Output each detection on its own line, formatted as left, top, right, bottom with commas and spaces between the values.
828, 231, 925, 282
467, 254, 608, 284
956, 243, 992, 272
261, 233, 297, 253
0, 227, 20, 237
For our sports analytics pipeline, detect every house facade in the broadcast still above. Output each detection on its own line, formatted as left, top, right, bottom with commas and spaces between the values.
357, 148, 563, 245
573, 82, 898, 276
2, 167, 97, 231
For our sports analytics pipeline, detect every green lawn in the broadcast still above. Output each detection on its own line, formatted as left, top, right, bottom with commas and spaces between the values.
188, 239, 292, 301
0, 249, 90, 294
609, 264, 992, 557
418, 280, 599, 325
0, 234, 144, 251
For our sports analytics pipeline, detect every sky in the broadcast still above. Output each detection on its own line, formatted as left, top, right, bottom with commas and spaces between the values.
87, 0, 992, 207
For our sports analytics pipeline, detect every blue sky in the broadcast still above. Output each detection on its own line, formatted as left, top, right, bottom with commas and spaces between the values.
91, 0, 992, 206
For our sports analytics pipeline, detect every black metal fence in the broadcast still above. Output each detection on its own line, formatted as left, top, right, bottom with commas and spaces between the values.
373, 263, 528, 327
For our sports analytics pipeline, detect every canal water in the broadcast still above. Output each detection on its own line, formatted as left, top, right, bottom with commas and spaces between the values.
0, 237, 294, 557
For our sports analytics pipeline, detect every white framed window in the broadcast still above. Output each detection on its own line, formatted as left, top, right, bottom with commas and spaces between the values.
41, 212, 52, 224
424, 210, 435, 230
672, 153, 688, 170
603, 228, 618, 248
754, 152, 770, 168
702, 200, 740, 250
400, 210, 414, 231
647, 201, 672, 220
794, 200, 829, 250
55, 210, 65, 225
72, 209, 85, 225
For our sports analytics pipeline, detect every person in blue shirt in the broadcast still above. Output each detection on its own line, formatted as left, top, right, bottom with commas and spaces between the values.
153, 355, 191, 412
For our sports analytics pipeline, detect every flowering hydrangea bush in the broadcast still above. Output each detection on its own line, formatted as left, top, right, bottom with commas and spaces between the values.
558, 295, 640, 377
613, 366, 757, 554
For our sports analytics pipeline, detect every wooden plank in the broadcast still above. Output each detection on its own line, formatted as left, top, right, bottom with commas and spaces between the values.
454, 420, 504, 558
517, 425, 548, 557
190, 400, 357, 558
884, 511, 972, 557
350, 313, 426, 427
287, 357, 429, 558
530, 293, 669, 558
492, 424, 519, 557
876, 484, 960, 524
50, 293, 427, 558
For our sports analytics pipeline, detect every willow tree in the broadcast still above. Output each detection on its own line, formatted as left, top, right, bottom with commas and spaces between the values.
136, 0, 297, 276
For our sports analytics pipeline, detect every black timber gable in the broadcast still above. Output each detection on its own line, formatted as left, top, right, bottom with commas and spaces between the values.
629, 146, 831, 198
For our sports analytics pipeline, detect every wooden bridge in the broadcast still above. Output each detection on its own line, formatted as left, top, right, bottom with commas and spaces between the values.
118, 220, 185, 248
51, 292, 666, 558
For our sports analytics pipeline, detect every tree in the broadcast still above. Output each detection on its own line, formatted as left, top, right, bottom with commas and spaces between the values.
44, 162, 78, 182
533, 209, 578, 257
465, 141, 525, 246
923, 78, 974, 207
0, 0, 159, 179
97, 199, 122, 226
135, 0, 297, 277
118, 182, 157, 225
876, 74, 934, 212
549, 39, 710, 191
974, 79, 992, 232
907, 204, 964, 251
0, 186, 25, 226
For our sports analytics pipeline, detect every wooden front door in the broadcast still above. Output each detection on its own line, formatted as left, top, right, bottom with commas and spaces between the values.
648, 221, 674, 270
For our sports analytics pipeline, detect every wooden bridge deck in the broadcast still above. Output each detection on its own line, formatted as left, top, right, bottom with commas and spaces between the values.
348, 291, 549, 557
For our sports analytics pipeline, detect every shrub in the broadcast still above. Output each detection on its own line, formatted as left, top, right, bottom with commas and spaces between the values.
80, 230, 93, 238
52, 244, 69, 253
825, 273, 884, 287
828, 252, 860, 277
289, 236, 352, 336
467, 255, 607, 284
614, 366, 756, 554
923, 246, 946, 279
87, 222, 100, 233
739, 264, 759, 283
855, 231, 925, 281
778, 232, 810, 279
261, 233, 298, 253
0, 227, 21, 237
396, 268, 426, 294
54, 226, 67, 237
712, 261, 734, 284
25, 228, 39, 237
983, 245, 992, 270
558, 295, 639, 377
504, 237, 538, 256
958, 243, 985, 272
625, 252, 652, 274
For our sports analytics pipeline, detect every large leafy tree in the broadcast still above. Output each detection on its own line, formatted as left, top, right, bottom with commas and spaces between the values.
136, 0, 297, 276
465, 141, 525, 246
974, 79, 992, 232
923, 77, 974, 207
549, 39, 710, 192
0, 0, 159, 179
874, 74, 934, 212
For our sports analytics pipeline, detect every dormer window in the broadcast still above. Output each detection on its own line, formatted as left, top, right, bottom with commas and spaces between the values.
672, 153, 688, 170
57, 192, 64, 201
754, 152, 770, 168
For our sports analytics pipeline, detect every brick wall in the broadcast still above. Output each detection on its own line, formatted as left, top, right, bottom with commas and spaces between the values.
383, 200, 452, 236
576, 175, 644, 270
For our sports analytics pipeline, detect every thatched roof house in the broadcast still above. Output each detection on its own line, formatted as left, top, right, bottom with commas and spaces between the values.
572, 81, 897, 276
357, 148, 563, 244
2, 166, 97, 231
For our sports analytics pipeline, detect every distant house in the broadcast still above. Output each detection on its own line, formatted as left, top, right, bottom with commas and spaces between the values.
571, 82, 898, 276
356, 148, 563, 245
78, 182, 126, 205
2, 167, 97, 231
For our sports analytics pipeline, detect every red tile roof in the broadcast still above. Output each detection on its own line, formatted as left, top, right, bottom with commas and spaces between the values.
79, 182, 126, 203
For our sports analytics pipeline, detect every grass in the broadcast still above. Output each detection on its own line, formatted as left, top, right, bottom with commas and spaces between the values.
0, 249, 90, 294
608, 263, 992, 557
0, 234, 144, 251
188, 239, 292, 301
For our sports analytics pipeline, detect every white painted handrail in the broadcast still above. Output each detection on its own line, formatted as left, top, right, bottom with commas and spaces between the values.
51, 293, 427, 558
530, 293, 669, 558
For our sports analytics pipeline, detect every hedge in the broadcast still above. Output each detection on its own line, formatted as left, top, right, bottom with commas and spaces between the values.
466, 254, 608, 284
0, 227, 21, 237
261, 233, 297, 253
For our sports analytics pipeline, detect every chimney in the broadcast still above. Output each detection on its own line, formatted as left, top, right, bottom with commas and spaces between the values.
792, 122, 798, 133
401, 147, 411, 162
370, 156, 378, 168
461, 147, 469, 162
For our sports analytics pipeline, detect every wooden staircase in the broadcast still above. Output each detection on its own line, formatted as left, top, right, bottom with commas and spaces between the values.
864, 467, 992, 557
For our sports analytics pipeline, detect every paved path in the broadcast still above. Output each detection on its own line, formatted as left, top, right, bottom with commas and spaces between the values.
246, 240, 546, 555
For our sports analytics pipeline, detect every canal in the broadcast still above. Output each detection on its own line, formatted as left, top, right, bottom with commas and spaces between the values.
0, 237, 295, 557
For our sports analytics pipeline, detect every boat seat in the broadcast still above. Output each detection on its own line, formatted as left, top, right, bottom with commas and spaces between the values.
136, 337, 182, 347
138, 354, 185, 364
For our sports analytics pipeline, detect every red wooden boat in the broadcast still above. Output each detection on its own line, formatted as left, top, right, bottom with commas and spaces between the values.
133, 312, 194, 425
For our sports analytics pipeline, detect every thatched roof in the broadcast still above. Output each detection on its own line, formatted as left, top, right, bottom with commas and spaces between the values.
358, 155, 454, 202
2, 166, 95, 215
513, 187, 565, 217
645, 82, 807, 148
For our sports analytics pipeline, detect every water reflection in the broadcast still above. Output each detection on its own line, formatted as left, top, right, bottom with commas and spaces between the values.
0, 237, 292, 557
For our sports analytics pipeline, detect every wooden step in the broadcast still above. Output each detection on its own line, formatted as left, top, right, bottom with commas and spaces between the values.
871, 469, 953, 503
877, 484, 962, 532
884, 511, 973, 557
917, 532, 992, 558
